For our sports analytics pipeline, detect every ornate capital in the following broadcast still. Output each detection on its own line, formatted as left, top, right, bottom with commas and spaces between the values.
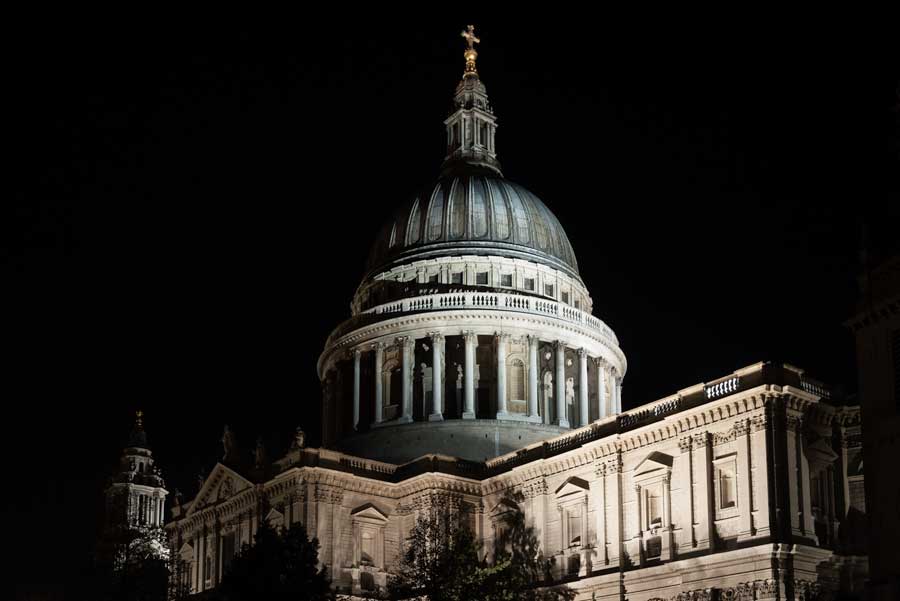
373, 340, 387, 352
352, 348, 362, 360
605, 454, 623, 473
577, 347, 588, 359
751, 413, 768, 432
678, 436, 693, 453
593, 356, 608, 369
430, 332, 445, 344
494, 332, 510, 344
463, 330, 478, 344
786, 414, 803, 432
692, 432, 710, 448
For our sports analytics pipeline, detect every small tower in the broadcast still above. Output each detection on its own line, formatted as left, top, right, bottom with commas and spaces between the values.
441, 25, 502, 176
104, 410, 169, 531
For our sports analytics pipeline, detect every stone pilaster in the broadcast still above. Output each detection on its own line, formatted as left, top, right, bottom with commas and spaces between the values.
693, 432, 715, 551
751, 412, 772, 538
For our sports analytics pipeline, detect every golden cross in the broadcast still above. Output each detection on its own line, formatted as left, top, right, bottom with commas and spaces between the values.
461, 25, 480, 50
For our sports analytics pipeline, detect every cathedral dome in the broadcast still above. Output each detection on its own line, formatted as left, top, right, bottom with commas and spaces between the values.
365, 172, 580, 280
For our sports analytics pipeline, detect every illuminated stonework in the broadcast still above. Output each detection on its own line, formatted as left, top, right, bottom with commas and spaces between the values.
165, 29, 868, 600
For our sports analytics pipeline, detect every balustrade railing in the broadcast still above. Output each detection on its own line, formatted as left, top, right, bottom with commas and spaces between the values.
358, 291, 618, 344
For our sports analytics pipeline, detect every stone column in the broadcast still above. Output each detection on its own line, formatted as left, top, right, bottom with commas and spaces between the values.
495, 333, 509, 417
615, 374, 623, 413
399, 336, 413, 422
578, 348, 589, 426
429, 333, 444, 421
527, 335, 539, 418
463, 331, 476, 419
596, 358, 608, 419
555, 341, 569, 427
352, 348, 361, 430
373, 341, 385, 424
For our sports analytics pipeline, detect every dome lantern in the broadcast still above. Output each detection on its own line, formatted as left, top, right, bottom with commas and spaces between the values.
441, 25, 502, 177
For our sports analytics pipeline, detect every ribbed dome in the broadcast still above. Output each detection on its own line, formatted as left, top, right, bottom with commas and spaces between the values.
366, 173, 580, 279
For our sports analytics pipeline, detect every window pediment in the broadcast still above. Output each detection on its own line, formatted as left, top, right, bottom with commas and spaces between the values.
351, 503, 389, 523
634, 451, 674, 480
555, 476, 590, 499
489, 498, 519, 517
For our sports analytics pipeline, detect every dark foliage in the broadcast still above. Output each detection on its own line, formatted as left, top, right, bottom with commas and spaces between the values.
388, 493, 572, 601
214, 521, 333, 601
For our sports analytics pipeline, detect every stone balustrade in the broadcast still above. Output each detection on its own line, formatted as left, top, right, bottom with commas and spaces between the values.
360, 290, 619, 345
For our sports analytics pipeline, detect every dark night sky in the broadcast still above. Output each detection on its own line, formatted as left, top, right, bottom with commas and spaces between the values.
4, 17, 898, 590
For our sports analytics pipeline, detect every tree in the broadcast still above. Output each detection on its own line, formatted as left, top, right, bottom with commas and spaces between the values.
215, 521, 333, 601
93, 524, 171, 601
485, 493, 574, 601
389, 493, 572, 601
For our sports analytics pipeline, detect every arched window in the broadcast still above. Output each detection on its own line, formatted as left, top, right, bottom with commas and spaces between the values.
508, 359, 526, 403
406, 199, 421, 244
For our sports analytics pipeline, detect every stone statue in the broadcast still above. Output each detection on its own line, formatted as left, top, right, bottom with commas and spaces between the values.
254, 437, 267, 470
222, 425, 235, 461
291, 426, 306, 450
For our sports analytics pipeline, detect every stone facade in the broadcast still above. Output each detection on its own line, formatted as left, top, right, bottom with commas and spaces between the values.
167, 362, 865, 599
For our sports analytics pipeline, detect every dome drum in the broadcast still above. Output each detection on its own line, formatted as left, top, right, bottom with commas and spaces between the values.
317, 311, 625, 459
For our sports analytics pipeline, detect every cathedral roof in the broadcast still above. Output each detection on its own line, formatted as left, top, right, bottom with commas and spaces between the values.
365, 172, 580, 279
363, 26, 581, 282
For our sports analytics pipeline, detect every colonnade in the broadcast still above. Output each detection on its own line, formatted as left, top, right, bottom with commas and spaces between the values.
130, 490, 165, 527
345, 332, 623, 430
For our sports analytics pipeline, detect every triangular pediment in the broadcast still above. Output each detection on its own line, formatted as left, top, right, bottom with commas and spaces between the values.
187, 463, 254, 516
266, 508, 285, 525
489, 498, 519, 517
806, 439, 839, 464
635, 451, 674, 477
555, 476, 590, 498
178, 542, 194, 556
351, 503, 389, 522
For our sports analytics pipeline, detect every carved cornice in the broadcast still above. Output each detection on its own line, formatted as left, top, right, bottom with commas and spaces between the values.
522, 478, 548, 499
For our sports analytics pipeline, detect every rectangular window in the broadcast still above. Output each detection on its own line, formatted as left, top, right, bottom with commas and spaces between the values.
476, 272, 489, 285
428, 273, 439, 284
574, 300, 581, 310
501, 274, 513, 287
567, 507, 582, 546
561, 291, 569, 304
718, 464, 737, 509
451, 272, 464, 284
544, 284, 554, 297
646, 485, 663, 528
524, 277, 535, 291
